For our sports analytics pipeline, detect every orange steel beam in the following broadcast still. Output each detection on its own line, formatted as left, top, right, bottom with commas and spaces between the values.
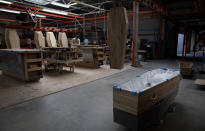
0, 18, 61, 24
195, 0, 204, 15
68, 15, 159, 27
0, 23, 99, 34
0, 23, 71, 32
41, 18, 63, 22
51, 10, 153, 26
139, 0, 176, 22
67, 14, 159, 27
106, 12, 109, 47
0, 18, 18, 22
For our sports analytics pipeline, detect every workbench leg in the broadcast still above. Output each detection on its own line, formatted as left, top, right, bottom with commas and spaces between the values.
70, 64, 75, 73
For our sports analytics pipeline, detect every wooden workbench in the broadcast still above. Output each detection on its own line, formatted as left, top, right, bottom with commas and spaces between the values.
42, 47, 83, 72
73, 45, 105, 68
0, 49, 43, 81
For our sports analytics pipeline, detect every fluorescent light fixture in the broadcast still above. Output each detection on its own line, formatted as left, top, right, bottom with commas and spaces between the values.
0, 8, 20, 14
42, 8, 68, 15
24, 0, 56, 5
70, 3, 77, 6
0, 0, 12, 4
30, 13, 46, 18
51, 2, 77, 8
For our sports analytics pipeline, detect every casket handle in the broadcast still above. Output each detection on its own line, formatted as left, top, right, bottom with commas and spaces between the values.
150, 93, 158, 101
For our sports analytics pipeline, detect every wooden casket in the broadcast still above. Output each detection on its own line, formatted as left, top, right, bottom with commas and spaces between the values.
113, 68, 180, 130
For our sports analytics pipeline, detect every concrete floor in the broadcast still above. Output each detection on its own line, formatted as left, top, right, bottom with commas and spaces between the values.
0, 64, 132, 109
0, 60, 205, 131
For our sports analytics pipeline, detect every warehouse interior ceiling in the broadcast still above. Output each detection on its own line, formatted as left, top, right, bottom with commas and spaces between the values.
0, 0, 204, 31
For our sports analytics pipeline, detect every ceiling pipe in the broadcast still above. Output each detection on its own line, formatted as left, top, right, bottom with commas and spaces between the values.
79, 11, 106, 16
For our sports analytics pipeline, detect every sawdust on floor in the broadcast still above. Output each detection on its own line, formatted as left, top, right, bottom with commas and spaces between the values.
0, 64, 133, 109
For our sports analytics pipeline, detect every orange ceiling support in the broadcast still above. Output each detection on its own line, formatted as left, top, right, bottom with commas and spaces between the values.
0, 23, 98, 33
51, 10, 154, 26
139, 0, 176, 22
194, 0, 204, 15
0, 18, 18, 22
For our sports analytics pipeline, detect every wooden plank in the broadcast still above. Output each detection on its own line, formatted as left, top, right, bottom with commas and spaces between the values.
23, 54, 29, 80
195, 79, 205, 86
3, 70, 26, 81
0, 49, 41, 53
76, 61, 99, 68
108, 7, 128, 69
25, 58, 42, 63
27, 67, 42, 72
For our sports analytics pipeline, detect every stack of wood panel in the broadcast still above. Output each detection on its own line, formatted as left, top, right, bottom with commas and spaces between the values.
0, 49, 42, 81
75, 45, 105, 68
